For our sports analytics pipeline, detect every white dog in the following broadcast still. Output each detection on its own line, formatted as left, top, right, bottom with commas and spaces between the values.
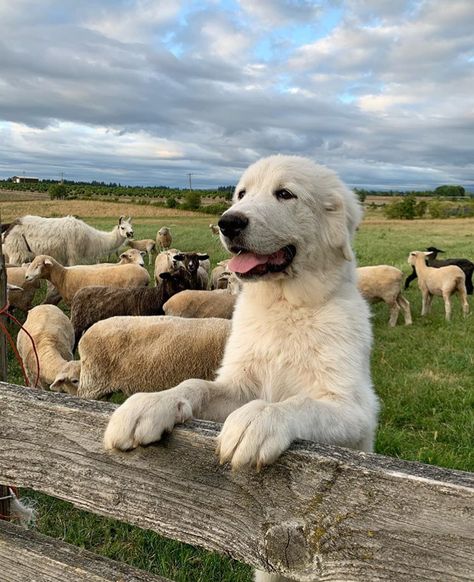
104, 155, 379, 582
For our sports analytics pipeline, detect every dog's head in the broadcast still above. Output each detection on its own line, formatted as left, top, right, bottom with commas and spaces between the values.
219, 155, 362, 281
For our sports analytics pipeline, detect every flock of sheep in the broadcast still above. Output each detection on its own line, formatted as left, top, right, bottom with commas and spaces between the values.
3, 213, 473, 403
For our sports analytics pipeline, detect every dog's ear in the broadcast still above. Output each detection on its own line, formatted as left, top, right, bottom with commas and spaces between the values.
324, 199, 355, 262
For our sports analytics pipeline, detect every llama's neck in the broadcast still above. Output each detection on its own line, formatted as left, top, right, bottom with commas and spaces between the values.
95, 225, 126, 255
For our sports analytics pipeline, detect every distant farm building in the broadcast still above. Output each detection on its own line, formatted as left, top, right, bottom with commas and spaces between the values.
11, 175, 39, 184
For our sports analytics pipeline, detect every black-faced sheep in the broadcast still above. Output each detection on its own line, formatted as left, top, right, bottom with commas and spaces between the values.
70, 266, 192, 347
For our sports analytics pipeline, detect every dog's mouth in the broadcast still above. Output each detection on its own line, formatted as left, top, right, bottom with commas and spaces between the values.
227, 245, 296, 279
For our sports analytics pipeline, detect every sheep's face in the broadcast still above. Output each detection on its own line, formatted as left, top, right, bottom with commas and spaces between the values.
159, 267, 192, 295
50, 361, 81, 394
218, 155, 361, 281
24, 255, 53, 281
407, 251, 426, 266
118, 216, 134, 239
159, 227, 170, 236
119, 249, 145, 266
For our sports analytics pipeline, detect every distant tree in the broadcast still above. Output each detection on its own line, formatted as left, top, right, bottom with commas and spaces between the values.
49, 183, 67, 200
354, 188, 367, 203
415, 199, 428, 218
434, 185, 465, 197
183, 190, 201, 210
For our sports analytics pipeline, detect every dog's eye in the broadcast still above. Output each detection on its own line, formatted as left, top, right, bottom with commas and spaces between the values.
237, 189, 246, 200
274, 189, 296, 200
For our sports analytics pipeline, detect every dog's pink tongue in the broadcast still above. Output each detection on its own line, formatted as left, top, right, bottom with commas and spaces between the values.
228, 253, 268, 274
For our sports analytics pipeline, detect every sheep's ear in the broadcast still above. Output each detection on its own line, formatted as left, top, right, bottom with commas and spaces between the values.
198, 254, 209, 261
159, 272, 172, 280
140, 251, 146, 256
119, 252, 126, 259
173, 253, 185, 261
44, 258, 53, 266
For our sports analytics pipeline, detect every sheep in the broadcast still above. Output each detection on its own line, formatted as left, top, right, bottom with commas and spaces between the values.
3, 215, 134, 266
24, 255, 149, 305
405, 246, 474, 295
156, 226, 172, 251
357, 266, 412, 326
77, 316, 231, 399
6, 265, 41, 313
163, 289, 237, 319
50, 360, 82, 395
209, 223, 220, 235
211, 260, 230, 290
117, 248, 145, 266
176, 252, 209, 290
407, 251, 470, 321
70, 266, 192, 347
154, 249, 183, 285
16, 304, 77, 389
125, 238, 156, 265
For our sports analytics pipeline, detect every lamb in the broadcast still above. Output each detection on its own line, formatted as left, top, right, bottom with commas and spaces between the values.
156, 226, 172, 251
407, 251, 469, 321
163, 289, 237, 319
3, 215, 134, 266
6, 265, 41, 313
405, 246, 474, 295
16, 304, 77, 389
24, 255, 149, 305
211, 260, 231, 289
77, 316, 230, 399
70, 266, 192, 347
125, 238, 156, 265
357, 265, 412, 326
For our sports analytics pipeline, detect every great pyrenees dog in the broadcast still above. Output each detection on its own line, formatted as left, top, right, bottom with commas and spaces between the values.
104, 155, 379, 582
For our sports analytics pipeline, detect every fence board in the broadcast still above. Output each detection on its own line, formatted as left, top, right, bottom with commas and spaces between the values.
0, 519, 172, 582
0, 382, 473, 581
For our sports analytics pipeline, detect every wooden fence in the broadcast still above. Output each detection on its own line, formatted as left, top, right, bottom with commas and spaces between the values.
0, 382, 473, 581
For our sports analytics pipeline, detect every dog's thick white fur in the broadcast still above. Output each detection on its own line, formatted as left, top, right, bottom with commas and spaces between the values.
104, 155, 378, 582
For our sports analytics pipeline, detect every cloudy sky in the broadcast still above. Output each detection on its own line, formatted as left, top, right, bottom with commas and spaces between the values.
0, 0, 472, 189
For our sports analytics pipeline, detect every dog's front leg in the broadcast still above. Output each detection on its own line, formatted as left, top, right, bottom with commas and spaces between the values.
104, 379, 248, 451
217, 395, 372, 470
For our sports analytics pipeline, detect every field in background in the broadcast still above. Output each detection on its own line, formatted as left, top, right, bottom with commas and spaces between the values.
3, 200, 473, 581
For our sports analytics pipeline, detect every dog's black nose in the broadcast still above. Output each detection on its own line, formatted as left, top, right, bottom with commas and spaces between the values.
218, 213, 249, 239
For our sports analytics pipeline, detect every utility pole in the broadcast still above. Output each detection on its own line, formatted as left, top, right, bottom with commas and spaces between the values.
60, 172, 64, 184
187, 173, 193, 190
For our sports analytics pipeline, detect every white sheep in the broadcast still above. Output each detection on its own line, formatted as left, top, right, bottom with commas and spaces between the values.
154, 248, 182, 285
6, 265, 41, 313
24, 255, 149, 305
156, 226, 172, 251
77, 316, 231, 399
163, 289, 237, 319
126, 239, 156, 265
408, 251, 469, 321
357, 265, 412, 326
50, 360, 82, 395
3, 215, 134, 266
16, 304, 78, 389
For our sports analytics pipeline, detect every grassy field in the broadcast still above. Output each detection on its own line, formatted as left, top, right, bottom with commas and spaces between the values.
3, 200, 473, 581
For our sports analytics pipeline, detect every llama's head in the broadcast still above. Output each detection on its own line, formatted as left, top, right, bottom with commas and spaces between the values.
118, 216, 134, 239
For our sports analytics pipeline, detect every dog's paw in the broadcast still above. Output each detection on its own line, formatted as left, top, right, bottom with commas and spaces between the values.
104, 392, 192, 451
216, 400, 291, 470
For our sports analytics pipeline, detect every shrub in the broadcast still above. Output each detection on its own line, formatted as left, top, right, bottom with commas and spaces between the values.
166, 196, 178, 209
182, 191, 201, 210
49, 183, 68, 200
383, 195, 417, 219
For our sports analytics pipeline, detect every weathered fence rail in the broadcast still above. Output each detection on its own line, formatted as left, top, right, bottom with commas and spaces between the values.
0, 382, 473, 581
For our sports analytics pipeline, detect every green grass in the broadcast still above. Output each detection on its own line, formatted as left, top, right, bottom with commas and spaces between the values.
6, 211, 474, 581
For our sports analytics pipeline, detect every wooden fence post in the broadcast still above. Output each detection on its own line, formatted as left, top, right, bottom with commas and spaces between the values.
0, 217, 11, 521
